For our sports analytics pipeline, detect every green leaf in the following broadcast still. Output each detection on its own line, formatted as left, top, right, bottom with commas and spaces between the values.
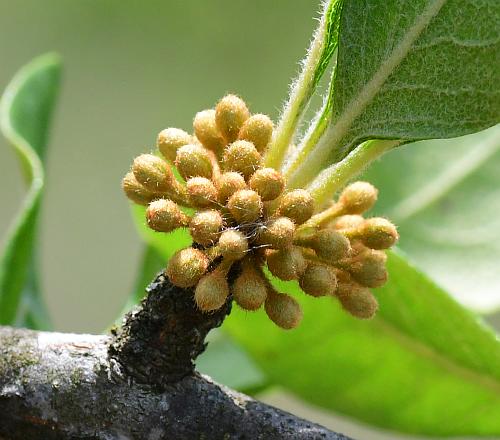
363, 125, 500, 313
0, 53, 61, 329
225, 250, 500, 436
288, 0, 500, 187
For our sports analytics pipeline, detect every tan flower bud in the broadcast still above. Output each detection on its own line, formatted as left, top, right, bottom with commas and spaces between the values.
195, 269, 230, 312
331, 215, 365, 231
347, 249, 388, 288
278, 189, 314, 225
175, 144, 213, 180
238, 114, 273, 153
157, 127, 192, 162
186, 177, 218, 207
299, 263, 337, 297
217, 171, 247, 203
166, 248, 209, 288
338, 181, 378, 214
218, 229, 248, 261
264, 289, 303, 330
189, 209, 223, 247
122, 172, 158, 206
258, 217, 295, 249
266, 246, 307, 281
215, 94, 250, 143
132, 154, 173, 193
232, 262, 267, 311
248, 168, 285, 201
336, 285, 378, 319
227, 189, 263, 223
355, 218, 399, 250
193, 109, 225, 154
296, 229, 351, 263
222, 140, 262, 180
146, 199, 189, 232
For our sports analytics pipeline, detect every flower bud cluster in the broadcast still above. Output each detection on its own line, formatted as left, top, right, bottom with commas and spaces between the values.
122, 95, 398, 329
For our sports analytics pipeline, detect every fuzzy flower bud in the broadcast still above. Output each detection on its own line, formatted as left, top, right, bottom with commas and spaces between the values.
331, 215, 365, 231
347, 249, 388, 288
166, 248, 209, 288
258, 217, 295, 249
218, 229, 248, 261
278, 189, 314, 225
336, 286, 378, 319
186, 177, 218, 207
189, 210, 223, 246
217, 171, 247, 203
338, 181, 378, 214
222, 140, 262, 180
215, 94, 250, 143
175, 144, 213, 180
299, 263, 337, 297
157, 127, 192, 162
297, 229, 351, 263
233, 262, 267, 311
249, 168, 285, 201
122, 172, 158, 206
193, 109, 225, 154
132, 154, 173, 193
194, 269, 230, 312
238, 114, 273, 153
146, 199, 189, 232
355, 217, 399, 250
227, 189, 263, 223
264, 290, 303, 330
266, 246, 307, 281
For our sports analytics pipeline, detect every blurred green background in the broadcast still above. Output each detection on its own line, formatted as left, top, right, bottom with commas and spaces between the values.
1, 2, 499, 439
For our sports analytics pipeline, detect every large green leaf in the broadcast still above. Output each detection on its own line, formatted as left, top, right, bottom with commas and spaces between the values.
288, 0, 500, 188
225, 250, 500, 436
0, 53, 61, 329
364, 125, 500, 314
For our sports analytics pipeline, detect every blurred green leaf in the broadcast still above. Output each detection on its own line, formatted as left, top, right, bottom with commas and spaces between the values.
0, 53, 61, 329
364, 125, 500, 314
225, 250, 500, 436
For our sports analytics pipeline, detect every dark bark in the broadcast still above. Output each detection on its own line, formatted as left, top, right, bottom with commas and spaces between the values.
0, 274, 351, 440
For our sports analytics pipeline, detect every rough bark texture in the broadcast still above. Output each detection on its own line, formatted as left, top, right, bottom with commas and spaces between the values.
0, 274, 350, 440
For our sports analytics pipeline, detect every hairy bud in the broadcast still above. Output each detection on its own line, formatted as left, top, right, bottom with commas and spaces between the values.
265, 290, 303, 330
189, 210, 223, 246
157, 127, 192, 162
347, 249, 388, 288
338, 181, 378, 214
218, 229, 248, 261
195, 269, 230, 312
297, 229, 351, 263
122, 172, 158, 206
249, 168, 285, 201
186, 177, 218, 207
166, 248, 209, 288
266, 246, 307, 281
215, 94, 250, 143
227, 189, 263, 223
217, 171, 247, 203
222, 140, 262, 180
336, 286, 378, 319
132, 154, 173, 193
258, 217, 295, 249
238, 114, 273, 153
331, 215, 365, 231
175, 144, 213, 180
278, 189, 314, 224
193, 109, 225, 154
355, 217, 399, 250
233, 263, 267, 311
146, 199, 189, 232
299, 263, 337, 297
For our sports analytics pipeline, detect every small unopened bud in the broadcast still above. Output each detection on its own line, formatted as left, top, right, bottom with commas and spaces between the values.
265, 290, 303, 329
157, 127, 192, 162
195, 269, 230, 312
336, 286, 378, 319
218, 229, 248, 261
238, 114, 273, 153
258, 217, 295, 249
175, 144, 213, 180
217, 171, 247, 203
278, 190, 314, 224
215, 94, 250, 143
338, 181, 378, 214
266, 246, 307, 281
132, 154, 173, 193
299, 263, 337, 297
249, 168, 285, 201
189, 210, 223, 246
347, 250, 388, 288
355, 218, 399, 250
146, 199, 189, 232
193, 109, 225, 154
297, 229, 351, 263
122, 172, 158, 206
331, 215, 365, 231
233, 263, 267, 311
227, 189, 263, 223
222, 140, 262, 180
186, 177, 218, 207
166, 248, 209, 288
